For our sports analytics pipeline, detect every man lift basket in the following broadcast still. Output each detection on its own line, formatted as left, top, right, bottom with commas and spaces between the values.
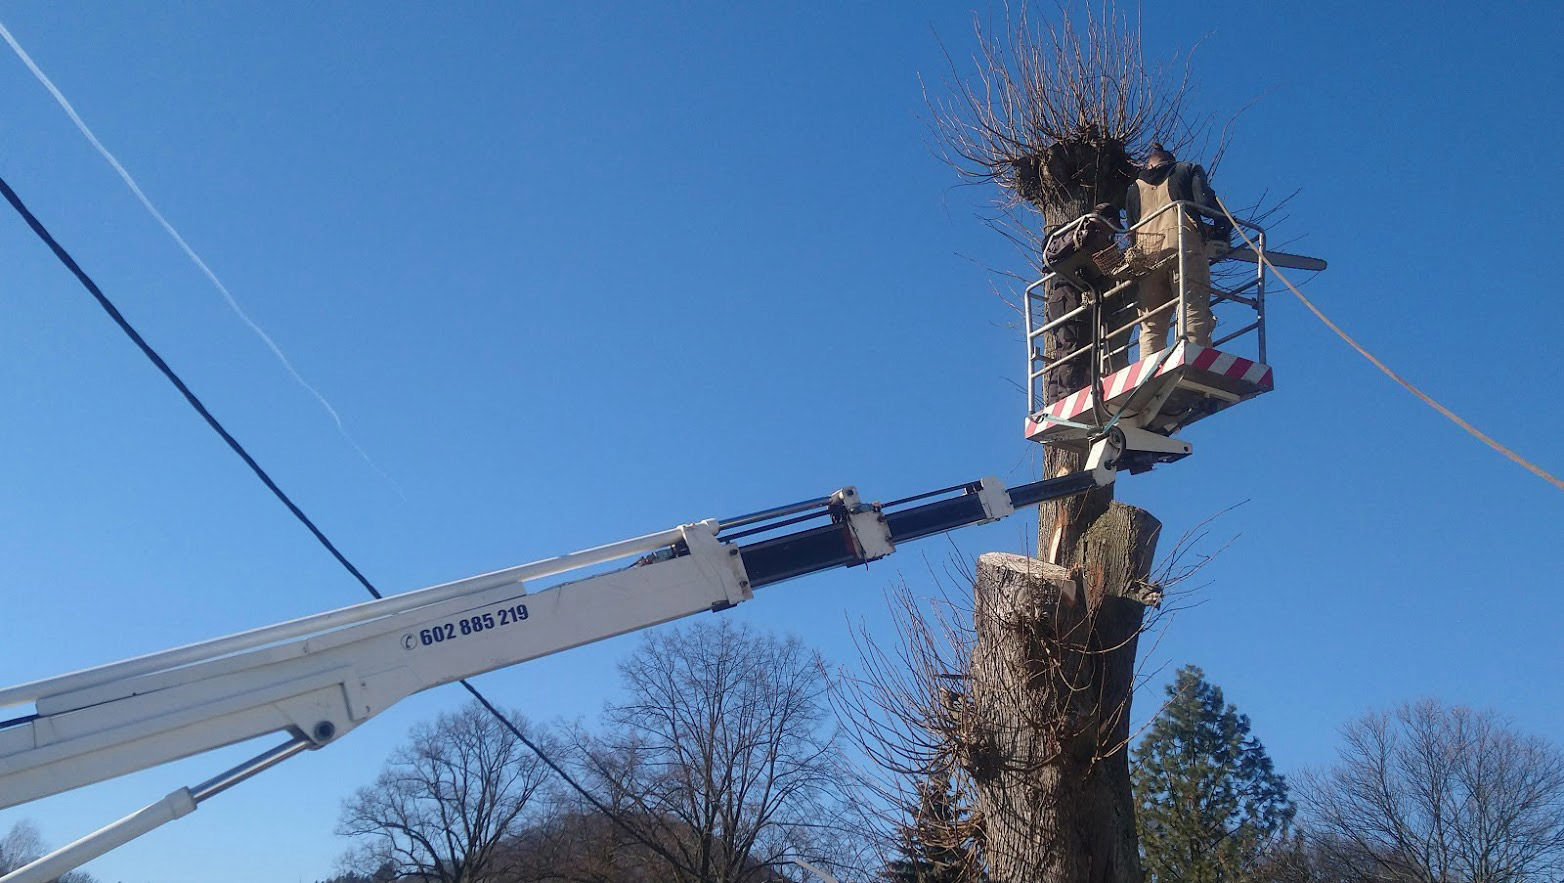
1022, 200, 1326, 463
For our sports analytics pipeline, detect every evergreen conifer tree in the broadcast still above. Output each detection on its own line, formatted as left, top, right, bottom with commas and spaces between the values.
884, 766, 982, 882
1132, 666, 1294, 883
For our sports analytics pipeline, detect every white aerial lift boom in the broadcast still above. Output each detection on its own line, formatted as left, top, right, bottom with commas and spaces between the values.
0, 431, 1174, 883
1, 201, 1318, 883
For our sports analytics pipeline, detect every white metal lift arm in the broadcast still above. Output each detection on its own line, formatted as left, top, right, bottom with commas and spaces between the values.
0, 461, 1146, 883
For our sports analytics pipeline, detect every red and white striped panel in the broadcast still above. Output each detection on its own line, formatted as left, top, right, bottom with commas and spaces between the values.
1036, 385, 1098, 424
1097, 348, 1172, 400
1023, 388, 1097, 437
1029, 344, 1273, 435
1178, 344, 1274, 389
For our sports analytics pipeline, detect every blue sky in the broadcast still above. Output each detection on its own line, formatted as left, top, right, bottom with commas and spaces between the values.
1, 3, 1561, 881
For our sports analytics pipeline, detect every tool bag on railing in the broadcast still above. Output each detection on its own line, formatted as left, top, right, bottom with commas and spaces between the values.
1043, 210, 1118, 292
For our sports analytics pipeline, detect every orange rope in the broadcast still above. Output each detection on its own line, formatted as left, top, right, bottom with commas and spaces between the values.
1215, 196, 1564, 495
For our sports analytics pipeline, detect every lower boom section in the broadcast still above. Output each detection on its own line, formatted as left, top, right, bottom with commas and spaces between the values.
0, 459, 1155, 883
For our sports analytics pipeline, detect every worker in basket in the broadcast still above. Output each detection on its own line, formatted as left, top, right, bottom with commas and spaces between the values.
1041, 202, 1134, 404
1123, 143, 1231, 355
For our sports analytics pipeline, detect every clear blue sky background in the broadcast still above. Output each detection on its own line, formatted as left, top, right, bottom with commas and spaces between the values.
1, 3, 1560, 881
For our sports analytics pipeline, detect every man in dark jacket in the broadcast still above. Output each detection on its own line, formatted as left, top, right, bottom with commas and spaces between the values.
1123, 143, 1231, 354
1041, 203, 1129, 404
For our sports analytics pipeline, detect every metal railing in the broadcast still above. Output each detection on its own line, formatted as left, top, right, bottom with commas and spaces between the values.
1024, 200, 1268, 416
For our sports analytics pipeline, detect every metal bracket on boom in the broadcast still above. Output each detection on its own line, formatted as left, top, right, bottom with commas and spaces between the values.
1087, 425, 1193, 480
833, 487, 895, 563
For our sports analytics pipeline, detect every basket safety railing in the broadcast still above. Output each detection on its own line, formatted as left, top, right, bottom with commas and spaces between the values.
1024, 200, 1268, 418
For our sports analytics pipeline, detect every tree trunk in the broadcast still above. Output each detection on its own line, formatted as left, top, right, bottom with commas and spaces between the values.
959, 140, 1155, 883
968, 506, 1159, 883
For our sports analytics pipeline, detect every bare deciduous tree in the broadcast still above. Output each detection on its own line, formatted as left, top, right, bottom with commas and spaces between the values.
515, 805, 673, 883
571, 619, 857, 883
0, 822, 45, 878
0, 820, 97, 883
336, 702, 551, 883
1299, 700, 1564, 883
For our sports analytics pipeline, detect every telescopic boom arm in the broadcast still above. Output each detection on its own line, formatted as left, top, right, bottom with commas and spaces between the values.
0, 429, 1177, 883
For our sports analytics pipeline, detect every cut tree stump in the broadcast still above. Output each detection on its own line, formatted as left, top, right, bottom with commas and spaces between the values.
968, 503, 1161, 883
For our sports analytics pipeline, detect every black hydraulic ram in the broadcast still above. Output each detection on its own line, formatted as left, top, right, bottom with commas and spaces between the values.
734, 470, 1104, 589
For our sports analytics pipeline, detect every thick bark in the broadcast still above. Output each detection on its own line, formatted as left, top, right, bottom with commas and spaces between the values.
968, 505, 1160, 883
965, 137, 1154, 883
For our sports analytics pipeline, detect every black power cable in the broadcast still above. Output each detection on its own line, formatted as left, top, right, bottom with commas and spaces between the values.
0, 174, 384, 601
0, 172, 694, 875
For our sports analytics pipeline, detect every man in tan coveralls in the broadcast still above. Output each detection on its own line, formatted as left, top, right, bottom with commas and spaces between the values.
1123, 143, 1231, 355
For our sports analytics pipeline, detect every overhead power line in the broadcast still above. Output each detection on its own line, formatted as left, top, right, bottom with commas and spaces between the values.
0, 172, 383, 599
0, 170, 697, 876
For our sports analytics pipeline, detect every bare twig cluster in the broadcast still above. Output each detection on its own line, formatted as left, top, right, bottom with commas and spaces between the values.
928, 1, 1208, 278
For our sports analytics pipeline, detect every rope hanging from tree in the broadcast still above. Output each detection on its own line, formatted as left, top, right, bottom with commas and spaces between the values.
1214, 196, 1564, 495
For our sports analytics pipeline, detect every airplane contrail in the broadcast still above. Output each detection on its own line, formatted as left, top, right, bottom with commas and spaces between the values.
0, 19, 403, 497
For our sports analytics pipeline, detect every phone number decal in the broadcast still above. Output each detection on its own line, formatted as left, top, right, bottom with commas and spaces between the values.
402, 602, 529, 650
